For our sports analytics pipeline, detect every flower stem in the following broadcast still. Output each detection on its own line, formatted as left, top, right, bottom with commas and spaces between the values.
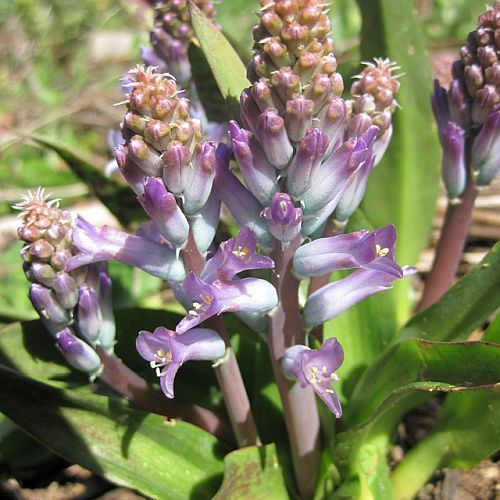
97, 348, 234, 444
181, 226, 261, 447
269, 235, 321, 499
416, 178, 477, 312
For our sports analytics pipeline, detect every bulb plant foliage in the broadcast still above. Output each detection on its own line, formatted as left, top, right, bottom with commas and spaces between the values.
3, 1, 500, 499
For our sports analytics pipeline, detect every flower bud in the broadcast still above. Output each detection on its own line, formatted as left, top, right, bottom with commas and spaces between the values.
56, 328, 102, 375
77, 284, 102, 344
471, 84, 499, 124
284, 95, 315, 142
115, 145, 146, 196
128, 135, 162, 177
162, 141, 191, 195
138, 177, 189, 248
441, 122, 467, 201
255, 108, 293, 169
472, 109, 500, 186
262, 193, 303, 244
97, 268, 116, 353
230, 121, 279, 205
182, 141, 217, 215
29, 262, 56, 288
29, 284, 70, 334
53, 272, 79, 309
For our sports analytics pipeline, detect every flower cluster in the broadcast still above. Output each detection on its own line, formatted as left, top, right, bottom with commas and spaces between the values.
432, 2, 500, 198
142, 0, 218, 85
15, 189, 116, 376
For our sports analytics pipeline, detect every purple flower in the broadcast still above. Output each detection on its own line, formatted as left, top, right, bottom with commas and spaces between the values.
262, 193, 303, 244
431, 80, 450, 143
190, 191, 221, 254
77, 284, 102, 344
138, 176, 189, 248
67, 216, 186, 282
201, 227, 274, 284
441, 122, 467, 200
55, 328, 102, 375
29, 284, 70, 335
303, 264, 415, 327
136, 326, 225, 398
294, 225, 396, 277
229, 121, 279, 205
282, 338, 344, 417
177, 273, 278, 334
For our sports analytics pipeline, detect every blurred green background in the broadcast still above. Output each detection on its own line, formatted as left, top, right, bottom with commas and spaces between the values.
0, 0, 486, 320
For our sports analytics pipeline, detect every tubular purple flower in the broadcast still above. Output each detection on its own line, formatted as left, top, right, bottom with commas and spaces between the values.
162, 141, 191, 196
115, 145, 146, 196
136, 326, 225, 399
472, 109, 500, 186
255, 108, 294, 169
441, 122, 467, 200
201, 226, 274, 283
262, 193, 303, 244
128, 135, 162, 177
287, 128, 328, 197
230, 121, 279, 205
53, 272, 79, 310
190, 191, 221, 254
294, 224, 396, 277
30, 262, 55, 288
97, 267, 116, 353
447, 80, 471, 129
316, 97, 347, 150
67, 216, 186, 282
138, 177, 189, 248
284, 95, 315, 142
240, 89, 262, 135
56, 328, 102, 375
182, 141, 217, 215
372, 125, 393, 166
335, 155, 375, 222
177, 273, 278, 334
77, 284, 102, 344
29, 284, 71, 334
213, 145, 271, 245
301, 127, 377, 214
282, 338, 344, 417
431, 80, 450, 143
303, 264, 415, 327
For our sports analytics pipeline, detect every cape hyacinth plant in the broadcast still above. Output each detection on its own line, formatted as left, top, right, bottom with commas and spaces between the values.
2, 1, 500, 499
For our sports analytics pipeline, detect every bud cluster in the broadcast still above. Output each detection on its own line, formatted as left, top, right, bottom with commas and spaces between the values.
146, 0, 218, 84
347, 59, 401, 162
454, 1, 500, 126
117, 66, 217, 247
432, 3, 500, 198
15, 189, 115, 375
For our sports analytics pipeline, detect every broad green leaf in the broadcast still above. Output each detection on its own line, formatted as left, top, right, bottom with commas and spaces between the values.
399, 242, 500, 342
189, 1, 249, 119
213, 444, 288, 499
356, 0, 440, 322
346, 339, 500, 426
0, 365, 227, 499
390, 313, 500, 499
333, 339, 500, 498
25, 132, 144, 226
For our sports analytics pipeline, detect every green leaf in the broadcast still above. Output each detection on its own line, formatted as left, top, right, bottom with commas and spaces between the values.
390, 312, 500, 499
333, 338, 500, 498
189, 1, 249, 119
25, 132, 144, 226
0, 365, 227, 499
213, 444, 289, 499
356, 0, 441, 322
346, 339, 500, 427
399, 242, 500, 342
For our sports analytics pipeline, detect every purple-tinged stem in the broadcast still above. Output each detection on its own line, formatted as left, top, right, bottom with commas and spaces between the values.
181, 226, 261, 447
97, 348, 234, 444
417, 137, 477, 313
269, 235, 321, 499
307, 219, 346, 342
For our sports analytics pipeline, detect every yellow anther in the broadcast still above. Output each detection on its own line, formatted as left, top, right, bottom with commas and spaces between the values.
322, 366, 327, 374
156, 348, 165, 358
375, 244, 389, 257
166, 350, 173, 361
311, 366, 319, 373
202, 294, 213, 304
232, 246, 250, 258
